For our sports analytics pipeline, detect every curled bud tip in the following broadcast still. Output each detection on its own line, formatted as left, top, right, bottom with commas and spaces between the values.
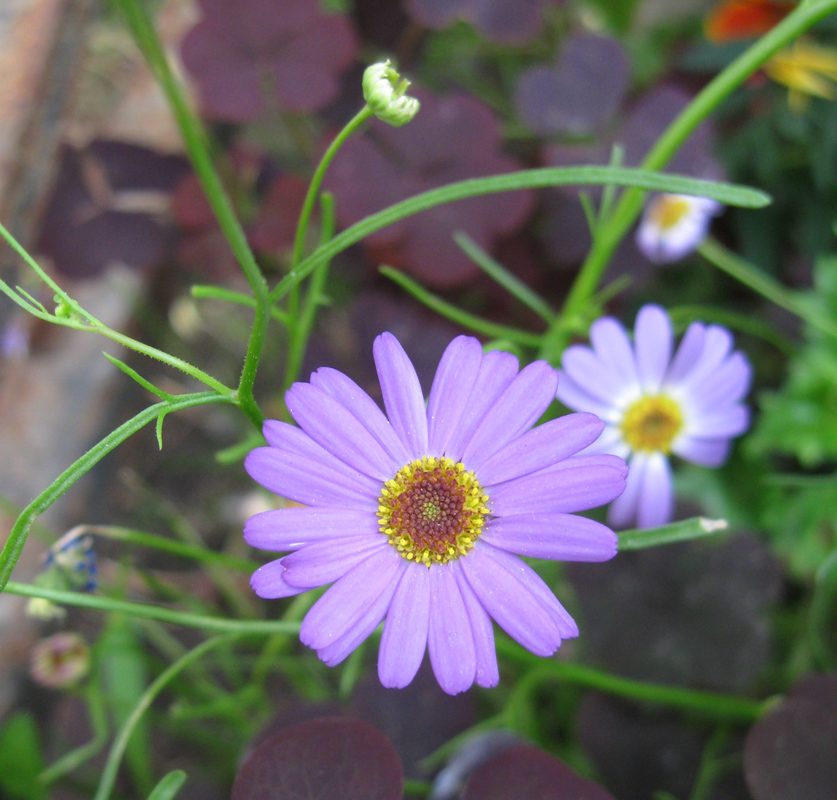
362, 59, 420, 127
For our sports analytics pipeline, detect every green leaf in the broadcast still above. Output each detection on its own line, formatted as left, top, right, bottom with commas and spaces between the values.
98, 618, 154, 797
146, 770, 188, 800
0, 712, 46, 800
618, 517, 729, 551
104, 353, 172, 400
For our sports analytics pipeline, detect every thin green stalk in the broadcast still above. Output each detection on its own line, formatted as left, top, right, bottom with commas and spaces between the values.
699, 237, 837, 339
270, 167, 768, 304
4, 582, 303, 635
38, 681, 109, 785
454, 232, 556, 324
78, 525, 258, 573
548, 0, 837, 360
191, 285, 291, 326
94, 635, 236, 800
109, 0, 265, 301
283, 192, 337, 390
810, 549, 837, 669
0, 393, 234, 592
109, 0, 270, 430
290, 107, 374, 272
403, 779, 433, 797
496, 640, 767, 722
381, 266, 543, 348
618, 516, 729, 551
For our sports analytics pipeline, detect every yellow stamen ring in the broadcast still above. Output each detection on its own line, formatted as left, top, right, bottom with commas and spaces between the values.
377, 456, 489, 566
622, 395, 684, 453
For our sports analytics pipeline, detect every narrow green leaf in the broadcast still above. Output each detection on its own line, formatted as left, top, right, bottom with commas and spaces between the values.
104, 353, 172, 400
810, 548, 837, 669
618, 517, 729, 551
0, 712, 46, 800
146, 770, 187, 800
0, 392, 234, 592
272, 166, 770, 303
381, 266, 543, 348
156, 412, 166, 450
453, 232, 556, 324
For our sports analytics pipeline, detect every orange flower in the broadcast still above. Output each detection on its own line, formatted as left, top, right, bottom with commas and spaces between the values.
705, 0, 793, 43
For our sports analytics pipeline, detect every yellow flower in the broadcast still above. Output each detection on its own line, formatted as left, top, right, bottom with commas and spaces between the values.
764, 39, 837, 112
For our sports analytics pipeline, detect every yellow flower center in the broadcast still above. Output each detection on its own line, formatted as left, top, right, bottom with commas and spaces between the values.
377, 456, 489, 566
621, 395, 684, 453
648, 195, 692, 232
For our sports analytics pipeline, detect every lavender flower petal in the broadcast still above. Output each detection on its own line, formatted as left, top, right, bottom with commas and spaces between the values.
317, 566, 403, 667
477, 413, 604, 486
445, 349, 520, 461
463, 361, 559, 469
427, 335, 483, 455
374, 332, 429, 458
590, 316, 639, 388
245, 447, 378, 511
451, 561, 499, 688
686, 405, 750, 438
555, 374, 621, 422
428, 565, 477, 695
665, 322, 706, 383
282, 537, 387, 588
483, 512, 618, 562
378, 564, 430, 688
607, 452, 647, 529
301, 548, 403, 650
560, 346, 637, 404
286, 382, 399, 480
261, 420, 381, 494
311, 368, 411, 464
636, 452, 674, 529
244, 507, 380, 551
634, 304, 672, 392
460, 547, 563, 656
674, 326, 734, 391
489, 455, 628, 516
478, 541, 578, 638
671, 435, 730, 467
250, 558, 307, 599
690, 352, 752, 408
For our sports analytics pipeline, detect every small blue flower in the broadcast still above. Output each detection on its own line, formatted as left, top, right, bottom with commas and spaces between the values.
44, 530, 98, 592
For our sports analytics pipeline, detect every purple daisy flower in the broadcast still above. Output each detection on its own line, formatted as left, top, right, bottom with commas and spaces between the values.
244, 333, 627, 695
557, 305, 752, 530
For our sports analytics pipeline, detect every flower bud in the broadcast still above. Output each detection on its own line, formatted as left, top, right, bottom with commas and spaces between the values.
30, 633, 91, 688
362, 60, 420, 127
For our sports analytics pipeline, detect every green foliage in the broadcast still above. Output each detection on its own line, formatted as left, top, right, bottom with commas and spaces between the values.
0, 712, 47, 800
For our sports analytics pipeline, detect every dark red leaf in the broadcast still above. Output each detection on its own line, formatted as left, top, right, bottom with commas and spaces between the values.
463, 743, 616, 800
744, 673, 837, 800
515, 33, 630, 135
181, 0, 358, 122
324, 88, 534, 288
231, 717, 403, 800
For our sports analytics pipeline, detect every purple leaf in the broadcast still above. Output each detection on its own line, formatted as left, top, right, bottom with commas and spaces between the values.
324, 88, 534, 288
181, 0, 358, 122
516, 33, 630, 136
462, 743, 616, 800
744, 673, 837, 800
231, 717, 403, 800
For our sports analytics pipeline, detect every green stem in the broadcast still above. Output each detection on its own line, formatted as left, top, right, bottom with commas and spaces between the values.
94, 635, 236, 800
496, 640, 767, 722
290, 107, 374, 272
269, 167, 768, 304
699, 238, 837, 339
67, 525, 259, 572
110, 0, 269, 430
4, 582, 303, 635
191, 285, 291, 326
810, 548, 837, 669
546, 0, 837, 360
381, 266, 543, 348
283, 192, 335, 390
454, 232, 556, 324
0, 393, 234, 592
